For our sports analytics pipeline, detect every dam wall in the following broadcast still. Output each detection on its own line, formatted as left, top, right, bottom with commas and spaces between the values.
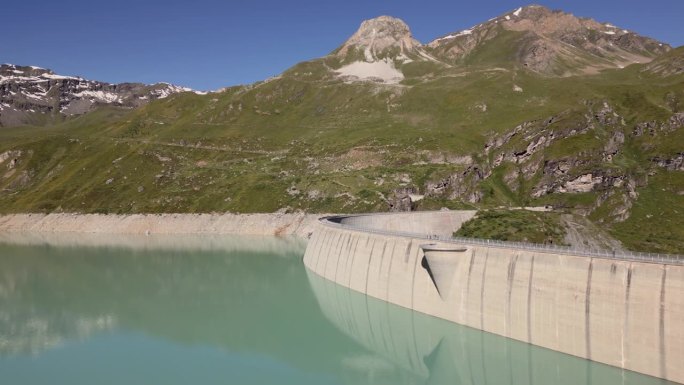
305, 269, 670, 385
334, 210, 476, 237
302, 212, 684, 384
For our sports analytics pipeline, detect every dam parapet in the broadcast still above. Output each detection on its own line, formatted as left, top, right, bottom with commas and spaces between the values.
303, 211, 684, 384
325, 212, 683, 265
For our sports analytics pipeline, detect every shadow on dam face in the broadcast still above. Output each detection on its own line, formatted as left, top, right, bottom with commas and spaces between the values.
305, 268, 675, 385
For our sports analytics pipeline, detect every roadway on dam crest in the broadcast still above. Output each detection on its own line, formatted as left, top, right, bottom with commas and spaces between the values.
302, 211, 684, 384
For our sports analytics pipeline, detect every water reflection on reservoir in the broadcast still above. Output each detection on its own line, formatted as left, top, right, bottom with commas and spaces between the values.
305, 268, 674, 385
0, 233, 677, 385
0, 235, 354, 384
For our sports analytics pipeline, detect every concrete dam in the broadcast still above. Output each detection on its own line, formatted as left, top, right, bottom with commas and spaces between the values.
302, 211, 684, 384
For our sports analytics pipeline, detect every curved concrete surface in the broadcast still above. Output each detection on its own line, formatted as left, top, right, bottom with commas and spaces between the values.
333, 210, 477, 237
305, 269, 672, 385
303, 212, 684, 384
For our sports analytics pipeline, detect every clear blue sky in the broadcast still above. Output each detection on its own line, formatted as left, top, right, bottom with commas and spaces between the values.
3, 0, 682, 90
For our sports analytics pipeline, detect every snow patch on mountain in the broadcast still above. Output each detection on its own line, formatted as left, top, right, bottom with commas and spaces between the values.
434, 29, 473, 42
74, 90, 122, 103
152, 83, 195, 99
41, 73, 81, 81
25, 91, 47, 100
0, 75, 40, 85
336, 59, 404, 84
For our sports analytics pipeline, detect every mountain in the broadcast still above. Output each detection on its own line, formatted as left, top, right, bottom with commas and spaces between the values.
426, 5, 670, 76
329, 16, 439, 83
334, 15, 423, 62
0, 64, 199, 126
0, 6, 682, 253
324, 5, 671, 84
642, 46, 684, 77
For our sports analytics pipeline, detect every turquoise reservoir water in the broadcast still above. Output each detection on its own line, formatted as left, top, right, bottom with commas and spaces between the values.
0, 234, 675, 385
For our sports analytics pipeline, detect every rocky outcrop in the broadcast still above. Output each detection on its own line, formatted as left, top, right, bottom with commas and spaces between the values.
633, 113, 684, 137
481, 101, 637, 200
541, 158, 593, 180
633, 120, 658, 137
651, 153, 684, 171
335, 16, 422, 62
668, 113, 684, 129
425, 164, 489, 204
593, 102, 625, 127
603, 130, 625, 161
387, 187, 417, 212
559, 173, 603, 193
484, 107, 613, 167
533, 170, 642, 198
485, 117, 561, 162
533, 169, 642, 223
0, 150, 22, 167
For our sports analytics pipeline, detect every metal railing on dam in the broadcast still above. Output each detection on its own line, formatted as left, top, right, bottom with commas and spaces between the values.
321, 214, 684, 265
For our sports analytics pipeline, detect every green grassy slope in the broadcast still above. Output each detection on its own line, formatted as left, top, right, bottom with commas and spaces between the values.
1, 47, 683, 252
455, 209, 567, 245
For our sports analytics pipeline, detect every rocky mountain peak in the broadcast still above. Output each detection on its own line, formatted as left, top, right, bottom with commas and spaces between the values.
501, 5, 615, 35
508, 4, 553, 20
1, 64, 52, 78
427, 5, 671, 76
336, 16, 421, 62
355, 15, 412, 37
497, 4, 669, 53
0, 64, 78, 83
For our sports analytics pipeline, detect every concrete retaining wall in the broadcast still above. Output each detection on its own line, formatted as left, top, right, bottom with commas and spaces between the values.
303, 213, 684, 384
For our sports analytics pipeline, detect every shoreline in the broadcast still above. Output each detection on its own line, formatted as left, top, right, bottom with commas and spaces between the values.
0, 212, 325, 239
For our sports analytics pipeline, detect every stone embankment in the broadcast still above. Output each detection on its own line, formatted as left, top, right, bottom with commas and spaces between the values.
303, 211, 684, 384
0, 212, 322, 238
